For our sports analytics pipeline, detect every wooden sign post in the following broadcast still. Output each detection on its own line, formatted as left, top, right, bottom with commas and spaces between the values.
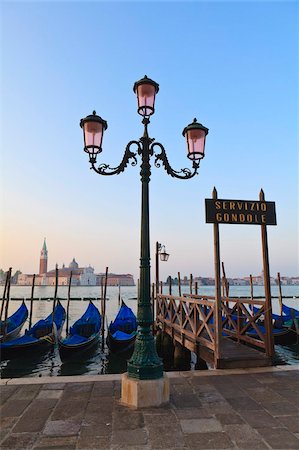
205, 188, 276, 363
212, 188, 222, 366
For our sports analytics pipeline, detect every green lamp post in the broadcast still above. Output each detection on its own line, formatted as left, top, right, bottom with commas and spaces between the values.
80, 75, 208, 381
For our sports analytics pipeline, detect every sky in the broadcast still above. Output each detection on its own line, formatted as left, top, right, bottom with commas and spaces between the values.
0, 0, 298, 283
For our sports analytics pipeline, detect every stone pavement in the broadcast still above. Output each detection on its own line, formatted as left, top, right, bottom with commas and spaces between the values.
1, 366, 299, 450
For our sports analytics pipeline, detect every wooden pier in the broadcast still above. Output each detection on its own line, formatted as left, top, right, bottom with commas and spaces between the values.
156, 294, 273, 369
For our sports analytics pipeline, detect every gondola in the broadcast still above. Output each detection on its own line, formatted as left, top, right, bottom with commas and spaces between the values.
0, 301, 66, 360
0, 301, 28, 342
247, 322, 297, 345
106, 301, 137, 354
58, 301, 101, 361
249, 306, 297, 345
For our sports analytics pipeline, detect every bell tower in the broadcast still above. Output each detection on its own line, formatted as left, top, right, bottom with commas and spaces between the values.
39, 238, 48, 275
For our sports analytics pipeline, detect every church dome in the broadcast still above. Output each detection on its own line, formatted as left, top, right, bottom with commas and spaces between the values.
69, 258, 79, 269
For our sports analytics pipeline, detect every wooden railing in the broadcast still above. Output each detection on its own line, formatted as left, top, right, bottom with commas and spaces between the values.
156, 294, 273, 357
156, 294, 217, 352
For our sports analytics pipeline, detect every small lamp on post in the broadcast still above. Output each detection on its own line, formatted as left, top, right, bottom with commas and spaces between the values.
155, 242, 170, 300
159, 245, 169, 262
80, 76, 208, 408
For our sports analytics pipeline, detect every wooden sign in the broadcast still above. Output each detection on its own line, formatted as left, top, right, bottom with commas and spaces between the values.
205, 198, 277, 225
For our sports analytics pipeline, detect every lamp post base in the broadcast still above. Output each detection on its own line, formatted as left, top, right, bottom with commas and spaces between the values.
121, 372, 169, 408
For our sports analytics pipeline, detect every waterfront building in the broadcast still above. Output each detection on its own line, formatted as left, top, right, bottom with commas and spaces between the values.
17, 240, 135, 286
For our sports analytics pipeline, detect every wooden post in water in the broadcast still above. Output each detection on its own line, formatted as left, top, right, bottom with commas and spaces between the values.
66, 271, 73, 335
221, 262, 229, 298
195, 281, 198, 296
260, 189, 274, 358
178, 272, 182, 297
277, 272, 283, 316
3, 268, 12, 340
118, 284, 121, 308
29, 274, 36, 329
52, 266, 59, 334
213, 187, 222, 366
160, 281, 163, 294
190, 274, 193, 295
0, 269, 10, 321
169, 277, 172, 295
101, 267, 108, 351
250, 274, 254, 310
101, 276, 104, 301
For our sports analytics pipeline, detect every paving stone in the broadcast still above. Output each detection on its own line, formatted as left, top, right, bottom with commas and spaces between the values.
13, 398, 58, 433
223, 423, 266, 444
175, 407, 213, 419
215, 386, 247, 399
226, 396, 263, 411
199, 390, 227, 403
9, 385, 41, 401
184, 431, 234, 449
276, 389, 299, 406
113, 410, 144, 430
146, 427, 186, 448
50, 399, 87, 421
245, 386, 285, 403
64, 382, 93, 394
0, 417, 18, 441
262, 400, 299, 416
111, 428, 148, 446
276, 414, 299, 432
215, 412, 245, 425
32, 435, 78, 449
0, 386, 19, 405
42, 383, 66, 390
229, 374, 263, 388
79, 424, 113, 438
37, 389, 63, 399
143, 411, 179, 425
139, 405, 172, 415
43, 420, 81, 436
239, 409, 281, 428
171, 393, 202, 408
257, 426, 299, 449
77, 434, 111, 449
1, 432, 38, 449
180, 417, 222, 433
203, 401, 235, 415
0, 398, 32, 417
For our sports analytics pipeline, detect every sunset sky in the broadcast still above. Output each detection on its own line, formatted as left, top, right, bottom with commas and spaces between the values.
1, 1, 298, 282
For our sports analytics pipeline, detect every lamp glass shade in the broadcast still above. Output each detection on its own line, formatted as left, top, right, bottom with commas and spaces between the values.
160, 251, 169, 262
186, 128, 206, 161
83, 120, 104, 154
136, 83, 156, 117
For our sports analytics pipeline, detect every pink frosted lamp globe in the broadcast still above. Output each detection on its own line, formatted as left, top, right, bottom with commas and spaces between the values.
80, 111, 108, 154
182, 118, 209, 161
133, 75, 159, 117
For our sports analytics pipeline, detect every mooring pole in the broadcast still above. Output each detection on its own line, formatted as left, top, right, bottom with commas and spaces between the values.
213, 187, 222, 366
101, 267, 108, 351
277, 272, 283, 316
29, 274, 36, 329
178, 272, 182, 297
260, 189, 274, 359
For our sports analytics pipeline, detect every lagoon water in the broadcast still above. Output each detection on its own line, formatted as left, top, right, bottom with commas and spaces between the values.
1, 285, 298, 378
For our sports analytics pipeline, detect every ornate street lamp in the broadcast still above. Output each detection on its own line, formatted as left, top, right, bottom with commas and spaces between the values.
80, 76, 208, 382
